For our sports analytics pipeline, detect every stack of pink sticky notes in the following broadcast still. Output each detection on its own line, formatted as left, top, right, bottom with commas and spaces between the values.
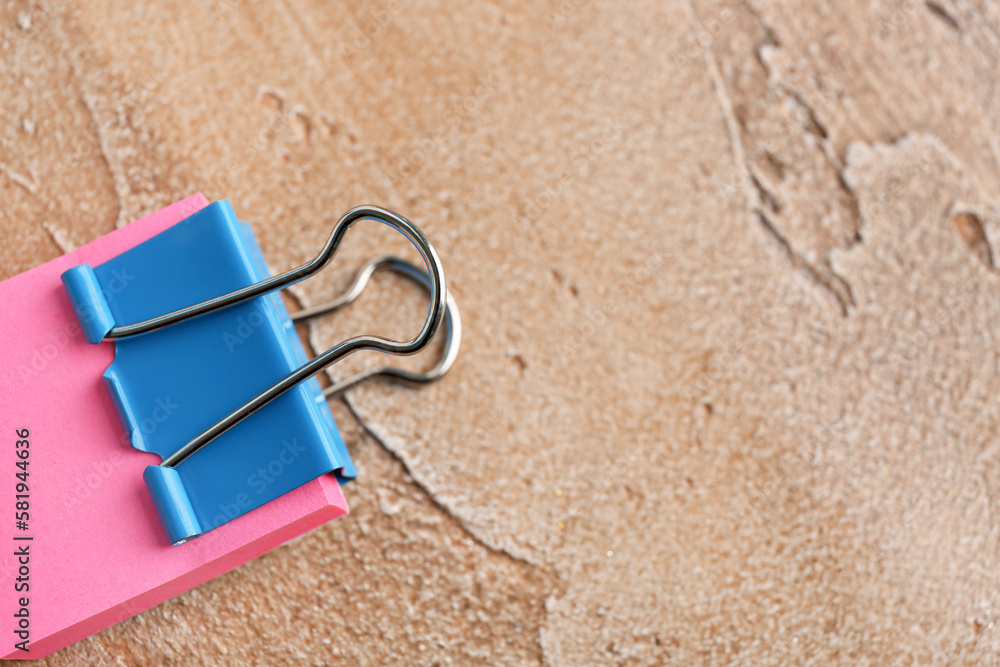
0, 194, 349, 659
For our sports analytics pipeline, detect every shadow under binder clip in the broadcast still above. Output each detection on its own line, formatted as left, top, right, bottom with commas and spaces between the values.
61, 202, 460, 545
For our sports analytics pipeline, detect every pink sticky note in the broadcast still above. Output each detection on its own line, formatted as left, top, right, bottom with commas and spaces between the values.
0, 195, 349, 660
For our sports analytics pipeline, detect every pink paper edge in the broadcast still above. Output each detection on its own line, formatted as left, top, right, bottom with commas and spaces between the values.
10, 481, 347, 660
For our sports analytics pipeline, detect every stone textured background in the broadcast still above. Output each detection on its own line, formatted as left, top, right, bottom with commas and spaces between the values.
3, 0, 1000, 665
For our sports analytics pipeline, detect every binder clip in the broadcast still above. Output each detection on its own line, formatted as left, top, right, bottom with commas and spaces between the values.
60, 201, 457, 545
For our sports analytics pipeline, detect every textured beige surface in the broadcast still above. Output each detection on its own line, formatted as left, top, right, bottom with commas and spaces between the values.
3, 0, 1000, 665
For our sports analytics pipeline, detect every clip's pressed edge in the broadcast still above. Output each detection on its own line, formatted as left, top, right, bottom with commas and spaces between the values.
101, 365, 146, 451
61, 265, 115, 344
143, 466, 203, 545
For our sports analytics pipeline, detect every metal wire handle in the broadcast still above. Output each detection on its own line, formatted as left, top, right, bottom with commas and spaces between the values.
292, 255, 461, 398
147, 206, 446, 468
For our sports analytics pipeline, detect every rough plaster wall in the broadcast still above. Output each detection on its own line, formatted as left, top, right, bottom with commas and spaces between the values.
3, 0, 1000, 665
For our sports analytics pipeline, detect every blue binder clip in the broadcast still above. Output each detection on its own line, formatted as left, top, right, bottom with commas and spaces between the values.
60, 201, 450, 545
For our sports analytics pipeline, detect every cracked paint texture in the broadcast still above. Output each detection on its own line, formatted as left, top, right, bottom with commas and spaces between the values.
3, 0, 1000, 665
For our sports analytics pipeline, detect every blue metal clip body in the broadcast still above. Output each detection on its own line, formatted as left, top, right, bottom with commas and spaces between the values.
61, 201, 355, 545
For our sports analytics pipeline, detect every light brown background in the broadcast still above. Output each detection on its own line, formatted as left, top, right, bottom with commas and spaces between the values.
3, 0, 1000, 665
